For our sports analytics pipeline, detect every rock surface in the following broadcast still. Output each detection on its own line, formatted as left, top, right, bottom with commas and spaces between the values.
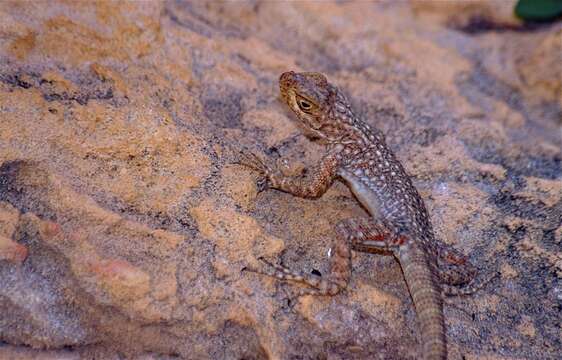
0, 1, 560, 359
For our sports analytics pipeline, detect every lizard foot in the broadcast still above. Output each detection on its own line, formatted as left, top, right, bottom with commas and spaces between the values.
235, 151, 274, 192
248, 257, 345, 296
442, 270, 499, 297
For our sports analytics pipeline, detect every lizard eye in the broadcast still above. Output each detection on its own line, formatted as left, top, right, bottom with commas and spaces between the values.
297, 98, 313, 112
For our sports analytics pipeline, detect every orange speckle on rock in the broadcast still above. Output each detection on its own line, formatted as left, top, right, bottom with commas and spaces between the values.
0, 235, 28, 264
42, 221, 62, 238
9, 29, 36, 60
89, 258, 151, 300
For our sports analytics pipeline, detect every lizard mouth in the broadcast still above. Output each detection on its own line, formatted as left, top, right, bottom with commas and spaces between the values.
279, 71, 296, 103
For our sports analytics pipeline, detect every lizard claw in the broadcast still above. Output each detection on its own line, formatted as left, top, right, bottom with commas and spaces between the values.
253, 257, 343, 296
258, 257, 293, 274
236, 151, 268, 173
256, 176, 269, 193
236, 150, 275, 192
441, 270, 499, 297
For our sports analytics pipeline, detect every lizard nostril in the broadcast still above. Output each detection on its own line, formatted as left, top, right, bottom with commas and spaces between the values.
279, 71, 296, 85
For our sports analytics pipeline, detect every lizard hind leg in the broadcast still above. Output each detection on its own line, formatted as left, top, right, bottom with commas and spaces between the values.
436, 245, 498, 296
248, 227, 354, 296
249, 258, 332, 295
436, 245, 477, 286
441, 270, 499, 297
337, 217, 404, 253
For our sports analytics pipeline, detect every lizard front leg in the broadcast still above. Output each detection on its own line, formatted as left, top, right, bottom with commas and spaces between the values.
238, 151, 340, 199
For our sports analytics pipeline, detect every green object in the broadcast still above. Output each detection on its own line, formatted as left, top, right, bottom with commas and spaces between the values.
515, 0, 562, 21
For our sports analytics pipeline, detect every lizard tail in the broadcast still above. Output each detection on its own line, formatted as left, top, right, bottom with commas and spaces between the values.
399, 245, 446, 360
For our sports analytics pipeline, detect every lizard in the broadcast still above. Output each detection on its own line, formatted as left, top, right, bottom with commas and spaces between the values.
239, 71, 488, 360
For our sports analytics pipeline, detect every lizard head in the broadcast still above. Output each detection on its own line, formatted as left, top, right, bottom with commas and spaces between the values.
279, 71, 353, 142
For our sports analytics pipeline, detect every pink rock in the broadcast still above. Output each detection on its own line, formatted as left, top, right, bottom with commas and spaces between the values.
0, 235, 28, 264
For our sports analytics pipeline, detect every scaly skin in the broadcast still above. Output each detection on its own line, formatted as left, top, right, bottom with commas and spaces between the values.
240, 71, 485, 360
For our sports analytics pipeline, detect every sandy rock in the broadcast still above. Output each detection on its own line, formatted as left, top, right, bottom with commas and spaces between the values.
0, 1, 560, 359
0, 235, 27, 264
0, 202, 27, 263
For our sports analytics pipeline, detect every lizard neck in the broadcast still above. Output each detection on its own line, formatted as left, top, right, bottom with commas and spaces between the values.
326, 122, 385, 157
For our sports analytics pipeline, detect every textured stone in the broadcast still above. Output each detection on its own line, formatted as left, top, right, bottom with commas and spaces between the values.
0, 235, 27, 264
0, 1, 560, 359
